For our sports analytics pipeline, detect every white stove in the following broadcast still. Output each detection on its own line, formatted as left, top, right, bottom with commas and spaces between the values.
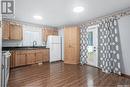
1, 51, 11, 87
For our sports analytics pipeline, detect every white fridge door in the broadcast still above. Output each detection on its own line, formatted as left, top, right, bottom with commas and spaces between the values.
50, 44, 61, 62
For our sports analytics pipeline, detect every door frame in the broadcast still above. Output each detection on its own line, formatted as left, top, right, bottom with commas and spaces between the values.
87, 25, 99, 68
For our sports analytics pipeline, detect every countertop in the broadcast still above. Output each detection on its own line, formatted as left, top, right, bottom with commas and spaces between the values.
2, 46, 49, 51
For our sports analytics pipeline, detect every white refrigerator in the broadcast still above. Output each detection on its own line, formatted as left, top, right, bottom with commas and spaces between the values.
46, 36, 62, 62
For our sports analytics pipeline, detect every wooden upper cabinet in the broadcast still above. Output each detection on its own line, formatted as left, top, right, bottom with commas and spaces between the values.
53, 29, 58, 35
2, 21, 23, 40
10, 24, 23, 40
64, 27, 80, 64
2, 21, 10, 40
42, 29, 47, 42
42, 28, 58, 42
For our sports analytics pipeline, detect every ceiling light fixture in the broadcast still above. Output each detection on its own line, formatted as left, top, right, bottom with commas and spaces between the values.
33, 15, 43, 20
73, 6, 84, 13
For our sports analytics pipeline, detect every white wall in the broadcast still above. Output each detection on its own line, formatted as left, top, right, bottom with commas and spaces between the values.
118, 15, 130, 75
2, 25, 44, 47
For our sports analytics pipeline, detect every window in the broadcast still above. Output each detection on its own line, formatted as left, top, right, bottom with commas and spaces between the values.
87, 32, 93, 46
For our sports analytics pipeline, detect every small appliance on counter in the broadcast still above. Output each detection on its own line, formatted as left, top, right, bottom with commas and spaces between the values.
1, 51, 11, 87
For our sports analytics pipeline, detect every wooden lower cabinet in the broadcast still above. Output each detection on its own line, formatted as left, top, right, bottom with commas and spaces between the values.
26, 50, 36, 65
43, 49, 49, 62
35, 50, 43, 63
10, 49, 49, 68
10, 51, 15, 68
35, 49, 49, 63
14, 50, 26, 67
15, 54, 26, 66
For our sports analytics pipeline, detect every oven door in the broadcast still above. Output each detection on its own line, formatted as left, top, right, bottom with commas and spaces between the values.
5, 55, 10, 87
1, 53, 5, 87
2, 51, 11, 87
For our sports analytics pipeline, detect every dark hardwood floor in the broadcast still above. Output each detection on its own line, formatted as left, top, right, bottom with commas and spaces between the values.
8, 62, 130, 87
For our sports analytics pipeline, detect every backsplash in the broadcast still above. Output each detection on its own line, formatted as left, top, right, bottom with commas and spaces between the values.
2, 41, 22, 47
2, 24, 44, 47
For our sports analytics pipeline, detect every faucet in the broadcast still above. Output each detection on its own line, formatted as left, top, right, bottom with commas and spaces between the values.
33, 41, 37, 47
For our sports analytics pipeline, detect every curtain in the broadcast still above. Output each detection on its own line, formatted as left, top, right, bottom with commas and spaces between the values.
80, 25, 88, 65
98, 17, 122, 75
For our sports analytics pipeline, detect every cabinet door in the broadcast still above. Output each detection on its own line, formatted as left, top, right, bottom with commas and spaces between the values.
42, 28, 58, 42
26, 53, 36, 65
43, 49, 49, 62
64, 28, 71, 60
10, 24, 23, 40
10, 51, 15, 68
64, 47, 72, 63
43, 29, 48, 42
20, 54, 26, 66
26, 50, 36, 64
35, 50, 43, 63
2, 21, 10, 40
53, 29, 58, 35
42, 29, 45, 41
15, 54, 26, 66
64, 27, 80, 64
15, 51, 26, 67
70, 27, 80, 63
64, 27, 71, 47
70, 27, 78, 45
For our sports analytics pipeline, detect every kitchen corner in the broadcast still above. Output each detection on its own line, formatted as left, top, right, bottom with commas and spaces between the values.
2, 46, 50, 68
1, 20, 63, 87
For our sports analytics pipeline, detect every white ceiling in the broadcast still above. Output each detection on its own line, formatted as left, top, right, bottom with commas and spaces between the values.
14, 0, 130, 26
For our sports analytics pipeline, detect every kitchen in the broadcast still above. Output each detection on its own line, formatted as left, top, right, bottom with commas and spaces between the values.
2, 19, 80, 87
1, 0, 130, 87
1, 19, 65, 86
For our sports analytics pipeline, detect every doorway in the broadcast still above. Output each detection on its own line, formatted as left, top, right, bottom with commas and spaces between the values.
87, 25, 98, 67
